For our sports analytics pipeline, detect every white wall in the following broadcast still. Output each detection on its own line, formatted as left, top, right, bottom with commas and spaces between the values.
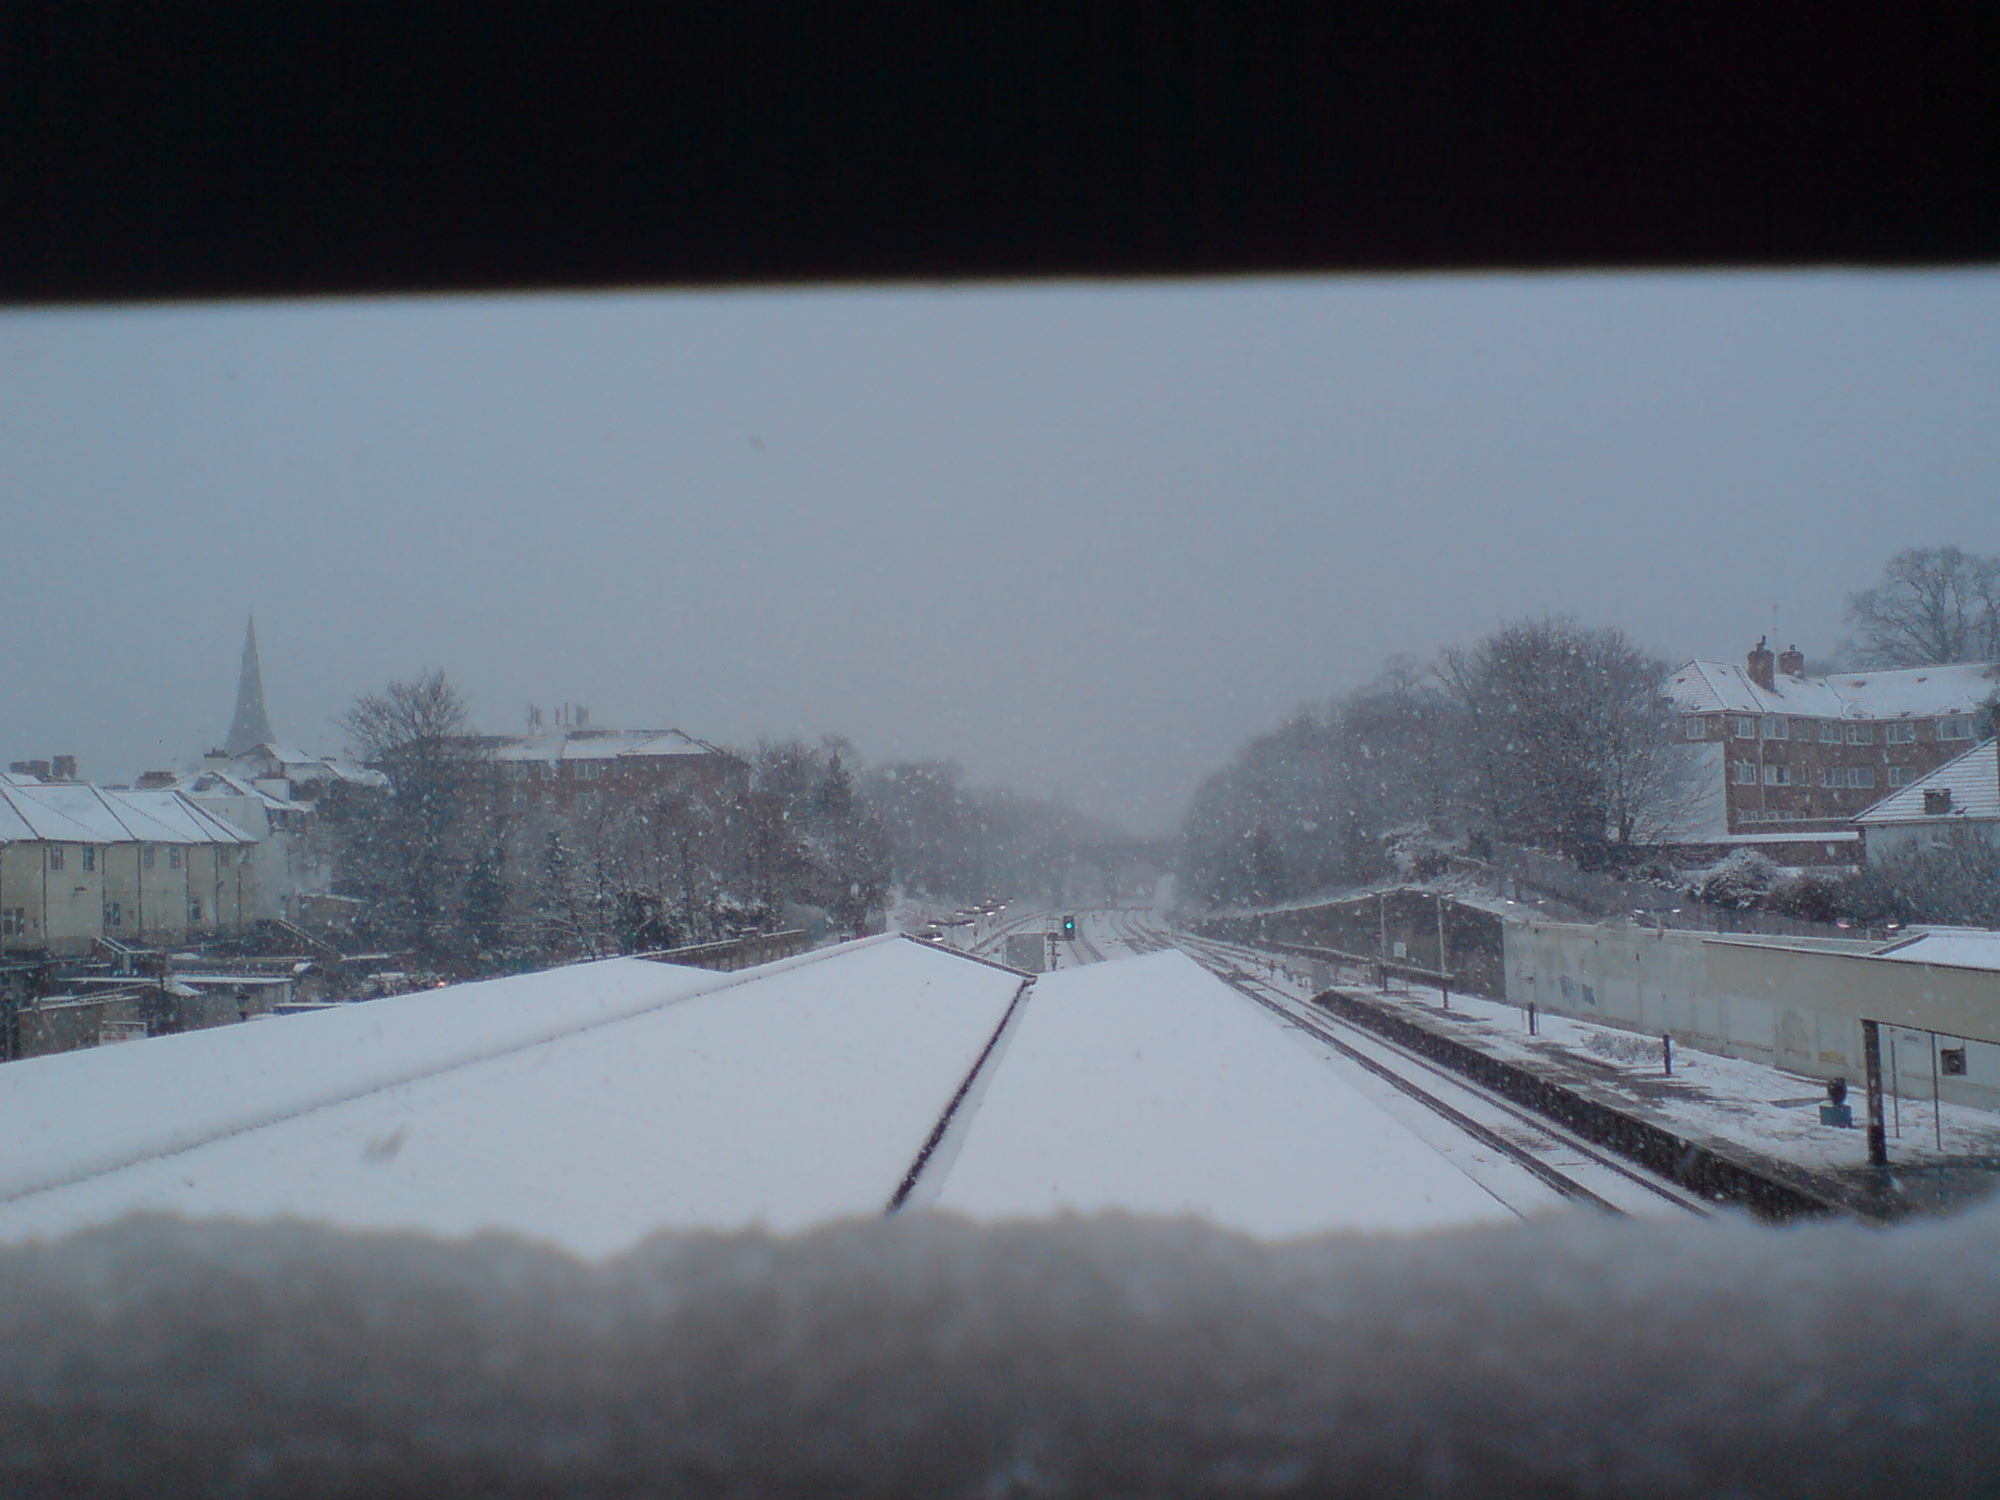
1504, 919, 2000, 1110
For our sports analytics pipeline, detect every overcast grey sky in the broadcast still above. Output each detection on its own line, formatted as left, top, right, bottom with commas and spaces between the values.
4, 271, 1998, 832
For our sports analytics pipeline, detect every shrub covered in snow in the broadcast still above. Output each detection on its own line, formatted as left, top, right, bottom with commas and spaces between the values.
1384, 823, 1455, 883
1685, 849, 1781, 910
1763, 869, 1851, 924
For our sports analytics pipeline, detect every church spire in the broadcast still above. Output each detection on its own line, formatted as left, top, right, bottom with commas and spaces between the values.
224, 617, 277, 754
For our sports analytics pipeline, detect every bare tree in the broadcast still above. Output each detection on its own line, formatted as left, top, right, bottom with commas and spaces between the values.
1439, 617, 1694, 863
1843, 545, 2000, 667
332, 670, 498, 961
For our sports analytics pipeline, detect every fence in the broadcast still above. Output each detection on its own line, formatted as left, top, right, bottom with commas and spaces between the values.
635, 929, 814, 972
1504, 919, 2000, 1113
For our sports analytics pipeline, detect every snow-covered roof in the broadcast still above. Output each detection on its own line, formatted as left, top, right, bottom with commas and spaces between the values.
225, 744, 386, 786
921, 950, 1513, 1237
0, 783, 257, 845
1873, 927, 2000, 973
1668, 658, 1998, 720
0, 935, 1546, 1254
486, 728, 728, 764
1853, 738, 2000, 826
185, 770, 307, 812
0, 937, 1024, 1257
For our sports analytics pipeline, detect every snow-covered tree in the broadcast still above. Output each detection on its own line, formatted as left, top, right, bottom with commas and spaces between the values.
328, 670, 504, 960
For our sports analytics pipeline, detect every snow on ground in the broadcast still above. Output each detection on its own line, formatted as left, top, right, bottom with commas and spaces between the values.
1247, 953, 2000, 1174
924, 948, 1522, 1237
0, 937, 1023, 1256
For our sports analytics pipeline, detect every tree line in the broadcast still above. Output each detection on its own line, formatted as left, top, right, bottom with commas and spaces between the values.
1181, 545, 2000, 914
314, 672, 1108, 973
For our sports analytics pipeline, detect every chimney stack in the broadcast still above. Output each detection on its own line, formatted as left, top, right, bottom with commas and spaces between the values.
50, 754, 77, 782
1747, 637, 1776, 691
1777, 644, 1806, 678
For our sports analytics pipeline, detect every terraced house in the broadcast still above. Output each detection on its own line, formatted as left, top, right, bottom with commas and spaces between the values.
0, 773, 257, 956
1666, 641, 2000, 862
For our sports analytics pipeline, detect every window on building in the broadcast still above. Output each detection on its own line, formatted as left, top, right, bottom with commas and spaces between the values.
1685, 718, 1706, 740
1762, 764, 1791, 786
1733, 762, 1758, 785
1939, 716, 1975, 741
1733, 716, 1756, 740
1850, 766, 1876, 789
573, 761, 603, 779
1761, 716, 1788, 740
1923, 788, 1953, 814
1886, 721, 1917, 744
81, 846, 96, 872
1846, 723, 1874, 745
143, 846, 156, 871
1818, 721, 1842, 744
0, 908, 22, 938
169, 847, 183, 869
46, 846, 64, 872
105, 902, 122, 928
1888, 767, 1912, 788
188, 898, 204, 924
1818, 767, 1838, 788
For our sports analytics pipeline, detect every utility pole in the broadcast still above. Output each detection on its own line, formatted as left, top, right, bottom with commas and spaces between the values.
1861, 1019, 1889, 1167
1435, 891, 1449, 1009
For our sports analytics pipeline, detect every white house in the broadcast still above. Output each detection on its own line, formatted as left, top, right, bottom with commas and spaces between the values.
1853, 737, 2000, 860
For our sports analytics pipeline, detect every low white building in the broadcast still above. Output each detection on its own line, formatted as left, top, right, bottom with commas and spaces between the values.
1853, 737, 2000, 860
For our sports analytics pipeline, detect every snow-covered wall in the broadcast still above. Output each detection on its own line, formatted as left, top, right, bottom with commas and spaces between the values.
1, 1206, 1995, 1497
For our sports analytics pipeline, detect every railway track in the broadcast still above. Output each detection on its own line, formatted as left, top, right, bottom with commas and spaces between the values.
1102, 910, 1711, 1220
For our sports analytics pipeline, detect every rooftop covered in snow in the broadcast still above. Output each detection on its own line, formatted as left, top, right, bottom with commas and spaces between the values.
1668, 658, 1998, 720
482, 728, 732, 764
0, 780, 257, 846
1854, 737, 2000, 826
0, 935, 1563, 1256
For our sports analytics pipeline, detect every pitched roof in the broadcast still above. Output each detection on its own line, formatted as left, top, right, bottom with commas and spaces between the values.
1854, 738, 2000, 825
0, 783, 257, 844
1668, 659, 1998, 720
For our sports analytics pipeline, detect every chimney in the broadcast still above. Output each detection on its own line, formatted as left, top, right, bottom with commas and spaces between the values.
51, 754, 77, 782
8, 759, 52, 782
137, 770, 178, 790
1777, 644, 1806, 678
1746, 637, 1776, 691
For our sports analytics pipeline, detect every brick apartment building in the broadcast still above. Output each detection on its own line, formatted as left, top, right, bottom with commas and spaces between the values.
1665, 640, 1999, 863
477, 728, 750, 811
